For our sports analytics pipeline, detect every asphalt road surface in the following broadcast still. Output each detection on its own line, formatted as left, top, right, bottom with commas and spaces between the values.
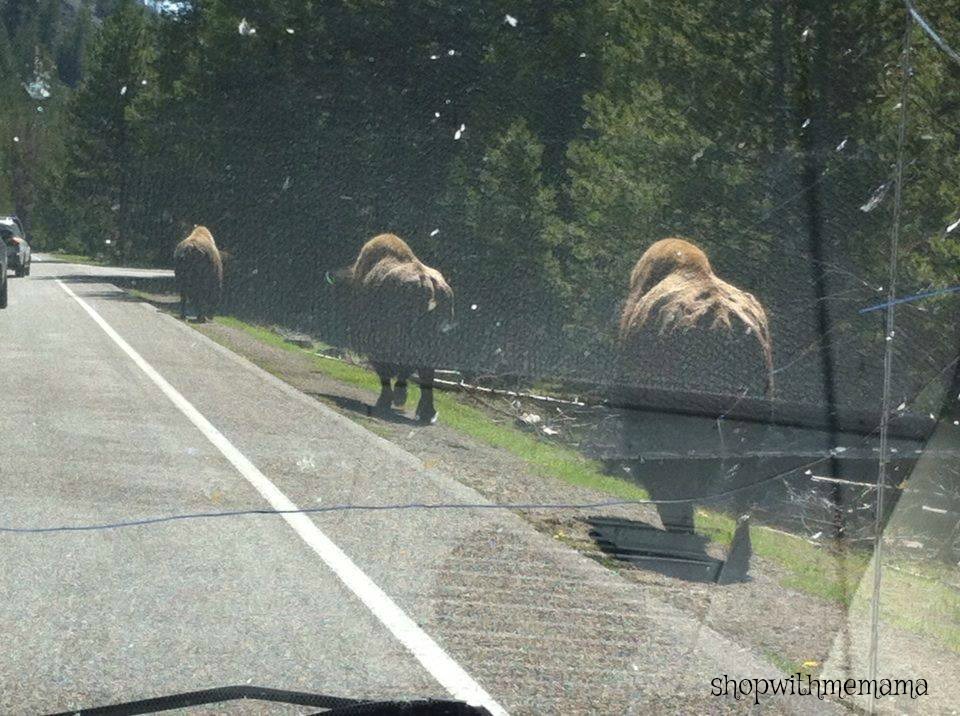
0, 257, 831, 715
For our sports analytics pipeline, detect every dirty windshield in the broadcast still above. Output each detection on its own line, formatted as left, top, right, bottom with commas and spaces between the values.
2, 1, 960, 714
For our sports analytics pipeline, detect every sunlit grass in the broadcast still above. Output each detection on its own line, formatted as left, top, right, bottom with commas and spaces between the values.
42, 251, 102, 265
42, 250, 159, 269
764, 650, 818, 677
847, 559, 960, 652
697, 511, 871, 605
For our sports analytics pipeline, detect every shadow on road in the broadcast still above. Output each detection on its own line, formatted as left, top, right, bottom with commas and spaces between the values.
40, 273, 177, 294
306, 390, 421, 426
64, 290, 146, 303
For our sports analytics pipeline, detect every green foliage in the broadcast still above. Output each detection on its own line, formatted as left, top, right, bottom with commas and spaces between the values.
56, 3, 93, 87
0, 0, 98, 241
57, 0, 156, 259
0, 2, 66, 230
4, 0, 960, 389
447, 119, 569, 372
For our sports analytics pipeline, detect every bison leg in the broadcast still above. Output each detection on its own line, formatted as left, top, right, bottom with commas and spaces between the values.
393, 366, 413, 407
371, 362, 396, 414
643, 459, 699, 534
656, 502, 696, 534
197, 293, 210, 322
414, 367, 438, 424
179, 290, 187, 320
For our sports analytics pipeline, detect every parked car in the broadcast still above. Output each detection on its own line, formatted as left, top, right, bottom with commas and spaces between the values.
3, 214, 24, 235
1, 216, 31, 277
0, 233, 6, 308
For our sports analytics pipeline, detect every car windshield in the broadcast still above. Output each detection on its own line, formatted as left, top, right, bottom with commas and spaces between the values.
1, 1, 959, 714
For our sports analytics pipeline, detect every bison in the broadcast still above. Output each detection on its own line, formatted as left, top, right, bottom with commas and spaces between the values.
173, 225, 223, 322
618, 237, 773, 534
339, 233, 454, 424
619, 237, 773, 394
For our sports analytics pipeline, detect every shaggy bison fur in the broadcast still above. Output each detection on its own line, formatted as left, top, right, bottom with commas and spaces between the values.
619, 237, 773, 393
174, 226, 223, 322
342, 233, 454, 424
618, 237, 774, 533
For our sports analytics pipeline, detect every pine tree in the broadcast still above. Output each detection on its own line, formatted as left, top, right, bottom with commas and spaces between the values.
36, 0, 59, 48
0, 0, 61, 229
449, 119, 568, 375
57, 2, 93, 87
59, 0, 156, 259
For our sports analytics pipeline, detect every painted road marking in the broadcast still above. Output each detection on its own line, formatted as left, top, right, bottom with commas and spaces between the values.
56, 278, 506, 716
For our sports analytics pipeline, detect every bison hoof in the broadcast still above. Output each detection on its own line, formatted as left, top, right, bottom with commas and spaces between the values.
392, 385, 408, 407
371, 393, 394, 417
415, 409, 438, 425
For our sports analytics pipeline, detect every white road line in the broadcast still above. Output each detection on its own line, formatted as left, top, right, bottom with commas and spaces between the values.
56, 279, 507, 716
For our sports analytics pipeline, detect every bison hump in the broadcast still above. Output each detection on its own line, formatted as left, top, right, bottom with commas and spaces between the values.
352, 233, 417, 280
175, 226, 219, 259
628, 238, 712, 299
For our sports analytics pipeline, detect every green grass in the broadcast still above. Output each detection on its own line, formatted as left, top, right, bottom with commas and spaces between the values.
701, 508, 960, 649
851, 560, 960, 652
43, 250, 160, 269
199, 315, 960, 653
764, 651, 820, 677
43, 251, 103, 265
697, 511, 870, 605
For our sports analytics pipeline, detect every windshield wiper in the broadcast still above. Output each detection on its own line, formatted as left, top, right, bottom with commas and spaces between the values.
45, 685, 492, 716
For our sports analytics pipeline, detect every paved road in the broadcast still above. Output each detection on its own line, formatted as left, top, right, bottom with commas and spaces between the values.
0, 257, 824, 714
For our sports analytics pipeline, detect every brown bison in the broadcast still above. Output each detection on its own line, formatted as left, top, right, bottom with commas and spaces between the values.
618, 237, 773, 534
341, 233, 454, 424
619, 237, 773, 394
174, 225, 223, 322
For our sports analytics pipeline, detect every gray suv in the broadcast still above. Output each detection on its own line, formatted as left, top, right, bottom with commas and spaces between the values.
0, 232, 6, 308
